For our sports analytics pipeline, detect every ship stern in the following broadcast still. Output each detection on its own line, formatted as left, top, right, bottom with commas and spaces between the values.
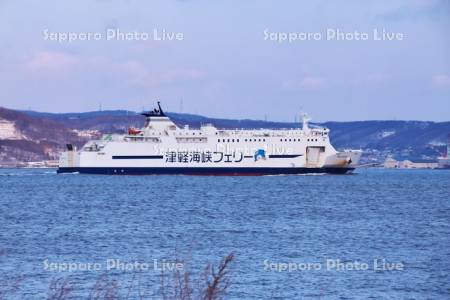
57, 144, 80, 173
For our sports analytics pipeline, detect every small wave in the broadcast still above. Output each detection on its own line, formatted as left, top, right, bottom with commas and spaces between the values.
296, 173, 327, 176
0, 173, 49, 176
263, 174, 290, 177
0, 169, 58, 176
263, 173, 327, 177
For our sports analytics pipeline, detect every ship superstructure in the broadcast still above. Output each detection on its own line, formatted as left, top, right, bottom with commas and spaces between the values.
58, 102, 361, 175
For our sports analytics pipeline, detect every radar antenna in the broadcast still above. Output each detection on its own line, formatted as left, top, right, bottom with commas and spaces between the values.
141, 101, 166, 117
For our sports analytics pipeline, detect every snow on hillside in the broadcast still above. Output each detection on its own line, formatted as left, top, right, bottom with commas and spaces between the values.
379, 130, 396, 139
0, 118, 26, 140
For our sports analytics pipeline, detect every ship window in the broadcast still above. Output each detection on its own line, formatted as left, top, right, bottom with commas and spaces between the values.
245, 139, 247, 142
218, 139, 220, 142
263, 139, 265, 142
280, 139, 282, 142
227, 139, 230, 142
193, 133, 195, 135
285, 139, 287, 142
223, 139, 225, 142
254, 139, 256, 142
293, 139, 296, 142
289, 139, 291, 142
237, 139, 239, 142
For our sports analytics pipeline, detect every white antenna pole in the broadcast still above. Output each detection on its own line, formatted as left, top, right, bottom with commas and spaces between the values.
301, 112, 311, 131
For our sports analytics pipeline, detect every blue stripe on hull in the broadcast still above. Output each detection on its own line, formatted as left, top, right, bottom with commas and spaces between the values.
57, 167, 354, 175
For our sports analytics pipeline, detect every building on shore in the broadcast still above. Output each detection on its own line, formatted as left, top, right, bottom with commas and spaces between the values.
384, 157, 438, 169
437, 135, 450, 169
438, 157, 450, 169
24, 160, 59, 168
0, 160, 59, 168
385, 134, 450, 169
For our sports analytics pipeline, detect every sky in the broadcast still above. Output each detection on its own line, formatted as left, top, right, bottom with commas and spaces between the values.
0, 0, 449, 122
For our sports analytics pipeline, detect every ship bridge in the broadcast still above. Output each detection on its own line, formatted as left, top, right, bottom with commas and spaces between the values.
141, 102, 178, 132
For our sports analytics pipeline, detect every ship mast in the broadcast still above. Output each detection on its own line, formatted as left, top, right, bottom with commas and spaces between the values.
301, 113, 311, 133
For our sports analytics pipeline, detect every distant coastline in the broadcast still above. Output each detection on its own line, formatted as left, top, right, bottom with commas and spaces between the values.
1, 106, 449, 167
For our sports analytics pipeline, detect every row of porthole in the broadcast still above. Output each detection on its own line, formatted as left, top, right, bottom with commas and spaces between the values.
223, 138, 319, 142
176, 132, 322, 138
142, 132, 214, 136
217, 138, 267, 143
147, 133, 204, 137
280, 138, 318, 142
216, 138, 319, 143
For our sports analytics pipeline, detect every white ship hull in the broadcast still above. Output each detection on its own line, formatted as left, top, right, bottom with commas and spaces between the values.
58, 103, 362, 175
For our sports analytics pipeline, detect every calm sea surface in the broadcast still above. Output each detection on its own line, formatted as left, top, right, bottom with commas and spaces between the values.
0, 168, 449, 299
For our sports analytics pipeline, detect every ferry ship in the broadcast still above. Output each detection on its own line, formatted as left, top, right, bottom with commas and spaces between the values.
57, 102, 362, 175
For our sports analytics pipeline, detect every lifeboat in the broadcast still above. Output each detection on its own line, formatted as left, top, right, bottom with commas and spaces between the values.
128, 127, 142, 135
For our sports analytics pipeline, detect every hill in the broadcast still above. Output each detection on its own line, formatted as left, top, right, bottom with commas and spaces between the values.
1, 107, 449, 165
0, 108, 89, 164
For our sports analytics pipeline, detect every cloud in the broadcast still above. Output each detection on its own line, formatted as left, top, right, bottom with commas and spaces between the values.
21, 53, 205, 88
24, 51, 78, 72
160, 68, 204, 83
283, 77, 327, 90
376, 0, 450, 21
432, 74, 450, 88
351, 74, 389, 86
120, 61, 149, 78
283, 74, 390, 91
411, 0, 447, 9
120, 61, 205, 87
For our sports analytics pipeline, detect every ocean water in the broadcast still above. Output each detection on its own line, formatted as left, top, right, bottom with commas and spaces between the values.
0, 168, 449, 299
